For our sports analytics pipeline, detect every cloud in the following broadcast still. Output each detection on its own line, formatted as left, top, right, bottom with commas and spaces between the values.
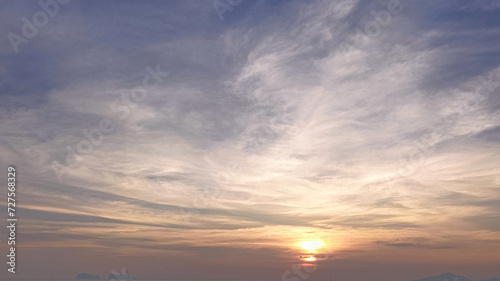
0, 0, 499, 279
374, 238, 460, 250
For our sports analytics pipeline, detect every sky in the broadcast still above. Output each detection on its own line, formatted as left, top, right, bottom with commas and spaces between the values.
0, 0, 499, 281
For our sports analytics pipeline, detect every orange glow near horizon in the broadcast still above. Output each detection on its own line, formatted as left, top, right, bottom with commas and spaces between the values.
305, 256, 316, 262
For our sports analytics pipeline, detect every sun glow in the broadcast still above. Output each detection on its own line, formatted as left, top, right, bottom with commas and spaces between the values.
299, 240, 324, 253
305, 256, 316, 262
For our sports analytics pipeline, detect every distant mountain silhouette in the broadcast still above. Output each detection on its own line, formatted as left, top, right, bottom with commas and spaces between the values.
76, 273, 100, 279
414, 273, 488, 281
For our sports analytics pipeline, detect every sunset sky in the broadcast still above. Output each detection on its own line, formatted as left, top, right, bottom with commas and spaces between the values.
0, 1, 499, 281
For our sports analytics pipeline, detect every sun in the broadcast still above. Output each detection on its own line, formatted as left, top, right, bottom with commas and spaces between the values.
299, 240, 324, 253
305, 256, 316, 262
